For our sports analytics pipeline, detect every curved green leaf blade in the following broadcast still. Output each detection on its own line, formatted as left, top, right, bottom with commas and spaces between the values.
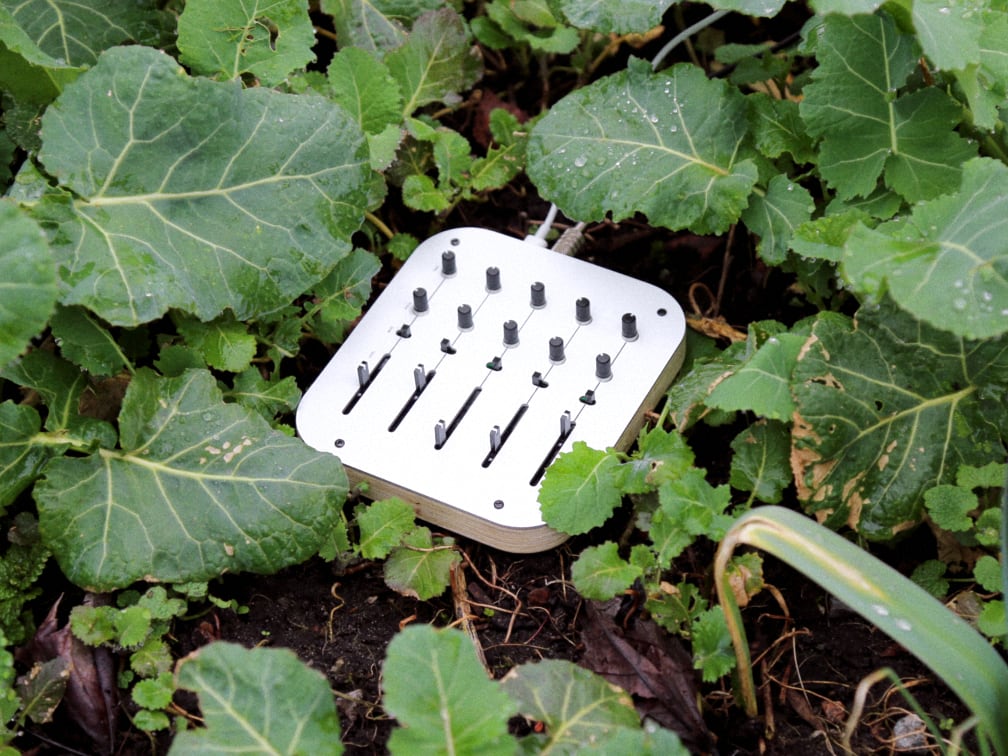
49, 306, 129, 376
791, 303, 1008, 539
33, 45, 370, 326
843, 157, 1008, 340
0, 7, 84, 104
0, 200, 55, 371
383, 527, 459, 600
912, 0, 985, 71
717, 506, 1008, 755
320, 0, 443, 53
178, 0, 316, 86
35, 369, 348, 590
571, 542, 642, 599
171, 642, 342, 755
383, 625, 514, 756
799, 13, 975, 202
502, 659, 640, 750
528, 59, 759, 234
740, 174, 814, 265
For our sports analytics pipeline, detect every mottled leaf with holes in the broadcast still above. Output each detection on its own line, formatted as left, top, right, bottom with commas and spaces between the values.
791, 301, 1008, 539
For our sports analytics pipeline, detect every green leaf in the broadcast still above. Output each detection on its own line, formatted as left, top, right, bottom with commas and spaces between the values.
691, 607, 737, 682
621, 425, 695, 493
977, 600, 1006, 640
571, 542, 642, 600
321, 0, 443, 53
481, 1, 579, 54
843, 158, 1008, 340
799, 13, 975, 202
4, 0, 170, 66
0, 7, 84, 104
386, 8, 482, 117
0, 200, 55, 372
131, 638, 173, 677
134, 709, 170, 731
955, 15, 1008, 130
16, 658, 68, 724
176, 314, 257, 373
749, 94, 816, 165
958, 462, 1008, 490
0, 402, 49, 510
172, 642, 342, 755
401, 174, 451, 212
707, 331, 805, 420
650, 469, 734, 566
33, 45, 369, 327
327, 47, 403, 134
729, 420, 792, 504
132, 672, 174, 710
116, 605, 153, 648
741, 175, 814, 265
910, 559, 949, 598
558, 0, 674, 34
69, 605, 118, 646
924, 485, 976, 532
503, 659, 639, 749
383, 625, 514, 756
1, 350, 116, 445
356, 498, 416, 559
911, 0, 985, 71
529, 59, 759, 234
791, 302, 1008, 539
177, 0, 315, 86
539, 442, 624, 535
383, 527, 459, 600
49, 306, 128, 376
36, 369, 348, 590
226, 369, 301, 420
974, 555, 1002, 593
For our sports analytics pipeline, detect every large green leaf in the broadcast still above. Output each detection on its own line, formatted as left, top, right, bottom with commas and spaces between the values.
383, 625, 514, 756
502, 659, 643, 751
0, 402, 50, 510
539, 442, 624, 535
3, 0, 169, 65
0, 200, 55, 371
799, 13, 975, 202
385, 8, 482, 116
177, 0, 316, 86
911, 0, 986, 71
528, 59, 759, 234
35, 369, 348, 590
740, 175, 814, 265
321, 0, 443, 53
843, 157, 1008, 340
171, 642, 342, 755
30, 45, 369, 326
557, 0, 674, 33
0, 7, 83, 104
49, 306, 129, 376
791, 303, 1008, 539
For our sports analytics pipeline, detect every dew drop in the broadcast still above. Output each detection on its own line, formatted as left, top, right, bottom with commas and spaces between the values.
871, 604, 890, 617
895, 618, 912, 631
573, 155, 587, 168
952, 297, 967, 310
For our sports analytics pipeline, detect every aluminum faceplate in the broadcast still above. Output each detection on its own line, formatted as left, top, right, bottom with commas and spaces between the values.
296, 228, 686, 552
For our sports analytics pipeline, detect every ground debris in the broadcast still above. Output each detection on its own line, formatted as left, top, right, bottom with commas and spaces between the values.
580, 600, 713, 753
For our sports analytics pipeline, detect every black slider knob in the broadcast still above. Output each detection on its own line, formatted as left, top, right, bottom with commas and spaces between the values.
530, 281, 546, 308
413, 287, 429, 313
596, 353, 612, 381
503, 319, 519, 346
549, 336, 565, 364
457, 303, 474, 330
441, 250, 457, 276
621, 312, 638, 340
486, 266, 501, 292
575, 297, 592, 324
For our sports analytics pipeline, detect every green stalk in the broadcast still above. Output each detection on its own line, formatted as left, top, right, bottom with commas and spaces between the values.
715, 506, 1008, 755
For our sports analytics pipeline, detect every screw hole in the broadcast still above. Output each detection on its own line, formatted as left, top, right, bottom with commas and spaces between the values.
657, 308, 667, 316
450, 238, 460, 246
334, 439, 345, 448
493, 499, 504, 509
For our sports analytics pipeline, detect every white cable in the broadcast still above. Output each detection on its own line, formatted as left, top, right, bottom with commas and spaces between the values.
651, 9, 730, 70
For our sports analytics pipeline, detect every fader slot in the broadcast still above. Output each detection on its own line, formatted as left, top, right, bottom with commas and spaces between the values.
481, 403, 529, 467
388, 365, 436, 431
434, 386, 482, 449
342, 354, 391, 414
529, 411, 576, 485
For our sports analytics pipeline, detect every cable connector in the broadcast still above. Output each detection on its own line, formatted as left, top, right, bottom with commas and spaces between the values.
551, 222, 586, 256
